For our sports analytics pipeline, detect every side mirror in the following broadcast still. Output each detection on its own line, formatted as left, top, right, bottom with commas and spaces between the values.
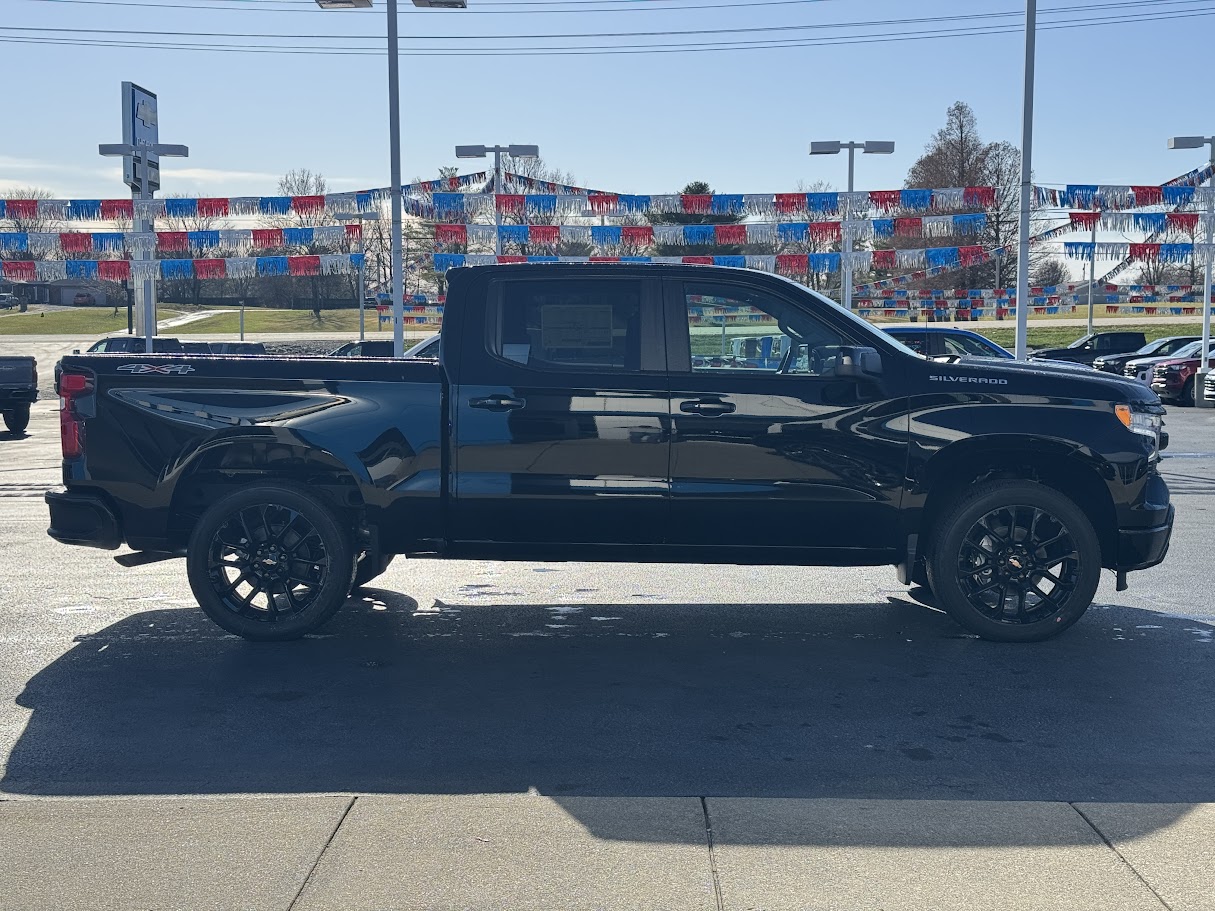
832, 346, 883, 379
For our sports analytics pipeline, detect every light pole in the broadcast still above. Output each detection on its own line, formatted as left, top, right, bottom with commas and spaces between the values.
332, 211, 381, 341
98, 140, 189, 354
317, 0, 468, 357
1169, 134, 1215, 407
455, 144, 540, 255
1015, 0, 1038, 361
809, 139, 894, 311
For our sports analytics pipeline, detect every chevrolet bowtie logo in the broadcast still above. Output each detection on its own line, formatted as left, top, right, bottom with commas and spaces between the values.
135, 100, 157, 128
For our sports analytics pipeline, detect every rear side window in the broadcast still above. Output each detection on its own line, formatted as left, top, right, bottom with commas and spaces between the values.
490, 279, 645, 372
892, 332, 927, 355
943, 334, 998, 357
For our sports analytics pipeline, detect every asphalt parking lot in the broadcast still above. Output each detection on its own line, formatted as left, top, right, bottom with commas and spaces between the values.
1, 368, 1213, 910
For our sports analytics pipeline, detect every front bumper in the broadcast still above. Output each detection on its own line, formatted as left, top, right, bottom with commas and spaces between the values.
45, 488, 121, 550
1117, 505, 1174, 572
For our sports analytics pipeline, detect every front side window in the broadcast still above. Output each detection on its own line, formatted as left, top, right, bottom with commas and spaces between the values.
491, 279, 644, 372
943, 333, 999, 358
685, 282, 846, 377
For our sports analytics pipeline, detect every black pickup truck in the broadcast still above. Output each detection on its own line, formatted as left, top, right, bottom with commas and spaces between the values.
0, 356, 37, 433
45, 264, 1173, 643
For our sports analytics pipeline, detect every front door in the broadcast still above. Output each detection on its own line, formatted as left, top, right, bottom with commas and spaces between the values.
452, 274, 670, 548
666, 278, 908, 555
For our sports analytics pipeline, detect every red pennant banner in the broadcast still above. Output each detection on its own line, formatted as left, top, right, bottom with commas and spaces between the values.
964, 186, 997, 207
98, 260, 131, 282
715, 224, 748, 245
59, 233, 94, 253
775, 193, 806, 214
870, 191, 902, 212
252, 229, 283, 249
496, 255, 527, 263
871, 249, 897, 270
587, 193, 619, 214
809, 222, 842, 242
529, 225, 560, 245
291, 196, 325, 215
495, 195, 525, 215
1168, 212, 1200, 233
3, 199, 38, 220
344, 223, 362, 240
192, 259, 226, 280
1069, 211, 1100, 230
681, 195, 712, 215
197, 198, 229, 218
156, 232, 189, 252
1131, 185, 1163, 206
1129, 243, 1160, 260
288, 255, 320, 276
435, 224, 467, 245
682, 256, 714, 265
776, 253, 807, 274
958, 245, 985, 267
893, 217, 922, 237
100, 199, 134, 220
590, 256, 621, 263
1, 260, 35, 281
622, 225, 654, 247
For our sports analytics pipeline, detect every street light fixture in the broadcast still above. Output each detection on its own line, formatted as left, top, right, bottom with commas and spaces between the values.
317, 0, 468, 357
1169, 133, 1215, 406
455, 143, 540, 255
809, 140, 894, 311
99, 140, 189, 353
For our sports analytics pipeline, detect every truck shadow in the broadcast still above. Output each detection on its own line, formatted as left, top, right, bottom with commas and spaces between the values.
4, 592, 1213, 845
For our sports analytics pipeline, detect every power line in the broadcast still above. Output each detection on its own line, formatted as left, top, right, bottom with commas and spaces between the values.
1, 6, 1211, 55
13, 0, 860, 14
5, 0, 1211, 41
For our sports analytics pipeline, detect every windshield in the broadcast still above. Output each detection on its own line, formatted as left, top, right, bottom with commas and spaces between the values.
1066, 334, 1094, 349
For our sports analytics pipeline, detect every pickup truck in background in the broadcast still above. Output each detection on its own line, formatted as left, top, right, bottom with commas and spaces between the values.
1031, 330, 1148, 366
0, 356, 37, 433
45, 264, 1173, 644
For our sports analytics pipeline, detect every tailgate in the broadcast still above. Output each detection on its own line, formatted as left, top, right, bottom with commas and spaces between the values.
0, 358, 34, 386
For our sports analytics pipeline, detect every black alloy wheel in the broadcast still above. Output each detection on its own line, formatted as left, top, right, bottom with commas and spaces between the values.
186, 484, 355, 640
928, 481, 1101, 642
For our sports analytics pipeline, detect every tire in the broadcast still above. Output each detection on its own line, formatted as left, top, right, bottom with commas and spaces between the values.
1178, 378, 1195, 407
186, 483, 356, 641
926, 480, 1101, 642
3, 406, 29, 434
353, 552, 395, 589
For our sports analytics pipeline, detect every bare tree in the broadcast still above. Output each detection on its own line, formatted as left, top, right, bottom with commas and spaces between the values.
0, 186, 56, 237
1030, 257, 1071, 287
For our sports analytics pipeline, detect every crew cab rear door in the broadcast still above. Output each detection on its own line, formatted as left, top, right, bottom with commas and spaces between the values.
450, 273, 670, 547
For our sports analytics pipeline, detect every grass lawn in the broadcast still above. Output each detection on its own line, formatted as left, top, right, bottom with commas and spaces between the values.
972, 323, 1204, 350
181, 308, 384, 334
0, 307, 180, 336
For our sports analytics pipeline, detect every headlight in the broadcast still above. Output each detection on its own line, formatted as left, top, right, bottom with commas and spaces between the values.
1115, 403, 1162, 444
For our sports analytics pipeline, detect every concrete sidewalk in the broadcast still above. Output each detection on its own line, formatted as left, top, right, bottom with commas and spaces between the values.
2, 795, 1211, 911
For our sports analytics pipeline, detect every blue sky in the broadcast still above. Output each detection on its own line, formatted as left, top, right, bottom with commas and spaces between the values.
3, 0, 1213, 200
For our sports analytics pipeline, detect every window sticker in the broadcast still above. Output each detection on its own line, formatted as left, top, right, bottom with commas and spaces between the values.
541, 304, 614, 349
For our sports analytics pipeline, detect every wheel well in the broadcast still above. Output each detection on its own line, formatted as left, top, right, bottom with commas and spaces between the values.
168, 440, 365, 550
918, 443, 1118, 567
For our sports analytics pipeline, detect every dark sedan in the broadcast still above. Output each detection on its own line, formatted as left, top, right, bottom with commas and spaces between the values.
1093, 336, 1199, 375
881, 326, 1013, 359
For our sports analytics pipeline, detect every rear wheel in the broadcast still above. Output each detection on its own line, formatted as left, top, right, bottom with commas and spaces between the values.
186, 484, 355, 641
3, 406, 29, 434
927, 481, 1101, 642
1178, 377, 1196, 407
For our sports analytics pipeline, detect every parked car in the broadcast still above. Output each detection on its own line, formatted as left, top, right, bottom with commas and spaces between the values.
0, 293, 18, 310
0, 356, 37, 433
83, 337, 184, 354
180, 342, 214, 354
1093, 336, 1199, 375
72, 293, 95, 306
1032, 330, 1148, 366
208, 342, 266, 355
1150, 344, 1215, 405
881, 326, 1013, 359
1123, 339, 1205, 384
328, 340, 396, 358
1204, 369, 1215, 404
404, 334, 441, 359
46, 264, 1173, 645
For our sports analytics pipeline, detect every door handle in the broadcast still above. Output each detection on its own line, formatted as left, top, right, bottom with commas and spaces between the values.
680, 398, 735, 416
470, 394, 526, 412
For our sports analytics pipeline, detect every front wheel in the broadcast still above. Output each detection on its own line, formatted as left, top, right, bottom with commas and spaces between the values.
3, 406, 29, 434
186, 484, 355, 641
927, 481, 1101, 642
